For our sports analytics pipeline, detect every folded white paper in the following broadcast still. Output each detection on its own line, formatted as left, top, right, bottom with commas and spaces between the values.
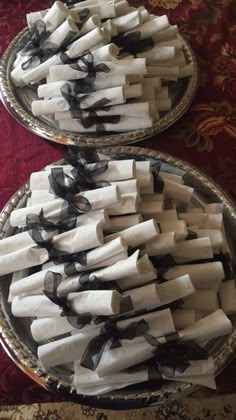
172, 238, 213, 263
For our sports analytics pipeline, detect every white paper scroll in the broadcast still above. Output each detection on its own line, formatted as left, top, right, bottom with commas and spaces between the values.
182, 289, 219, 314
172, 238, 213, 263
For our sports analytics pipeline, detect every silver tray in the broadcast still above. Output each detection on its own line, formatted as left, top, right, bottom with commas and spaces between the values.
1, 146, 236, 410
0, 28, 199, 147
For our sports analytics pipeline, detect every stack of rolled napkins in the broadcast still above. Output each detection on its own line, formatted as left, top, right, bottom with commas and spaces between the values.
1, 152, 235, 395
10, 0, 194, 133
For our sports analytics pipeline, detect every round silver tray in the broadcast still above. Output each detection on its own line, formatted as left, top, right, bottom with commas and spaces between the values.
0, 28, 199, 147
1, 146, 235, 410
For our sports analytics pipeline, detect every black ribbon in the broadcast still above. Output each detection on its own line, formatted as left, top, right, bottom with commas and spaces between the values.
186, 229, 198, 240
26, 213, 87, 266
80, 318, 155, 370
112, 31, 154, 56
43, 271, 93, 329
152, 161, 164, 193
26, 207, 77, 233
151, 340, 208, 378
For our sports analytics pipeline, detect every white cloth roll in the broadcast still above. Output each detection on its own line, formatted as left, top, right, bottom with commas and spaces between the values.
190, 228, 224, 253
172, 309, 201, 329
114, 0, 131, 16
12, 295, 61, 317
117, 268, 157, 291
8, 268, 29, 303
219, 280, 236, 314
141, 193, 164, 202
154, 209, 178, 222
74, 3, 116, 20
164, 261, 225, 291
26, 10, 47, 27
124, 84, 142, 99
80, 15, 101, 34
52, 222, 104, 252
172, 238, 213, 263
125, 15, 169, 39
145, 232, 176, 256
102, 19, 118, 37
139, 200, 164, 216
122, 283, 160, 313
112, 10, 142, 32
179, 64, 194, 78
45, 17, 79, 46
105, 219, 159, 247
68, 290, 121, 315
111, 179, 138, 194
182, 289, 219, 314
156, 98, 172, 111
38, 308, 175, 370
31, 316, 75, 342
179, 309, 232, 343
106, 213, 143, 232
178, 213, 223, 229
90, 250, 144, 281
147, 65, 179, 79
10, 185, 120, 226
0, 247, 49, 276
152, 25, 179, 42
135, 161, 151, 175
164, 179, 193, 203
90, 43, 119, 61
137, 174, 154, 194
138, 47, 175, 62
59, 115, 153, 132
157, 275, 195, 307
205, 203, 223, 214
50, 58, 147, 81
67, 27, 107, 58
107, 193, 141, 215
22, 54, 62, 85
43, 1, 69, 33
10, 237, 127, 296
160, 220, 187, 241
0, 231, 36, 255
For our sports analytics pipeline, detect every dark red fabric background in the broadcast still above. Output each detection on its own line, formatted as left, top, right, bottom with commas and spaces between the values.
0, 0, 236, 405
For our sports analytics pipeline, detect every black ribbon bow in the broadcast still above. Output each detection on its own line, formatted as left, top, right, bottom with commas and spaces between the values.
112, 31, 154, 56
26, 207, 77, 233
43, 271, 93, 329
26, 212, 87, 266
80, 318, 153, 370
152, 340, 208, 378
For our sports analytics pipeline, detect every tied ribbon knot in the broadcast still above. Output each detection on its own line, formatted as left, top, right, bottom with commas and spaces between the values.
43, 271, 93, 329
26, 212, 87, 266
26, 208, 77, 233
80, 318, 154, 371
112, 31, 154, 56
150, 341, 208, 378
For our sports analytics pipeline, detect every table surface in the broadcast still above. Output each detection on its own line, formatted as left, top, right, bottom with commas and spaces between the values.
0, 0, 236, 408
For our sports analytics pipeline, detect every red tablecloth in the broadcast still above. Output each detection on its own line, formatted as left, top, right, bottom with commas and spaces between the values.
0, 0, 236, 406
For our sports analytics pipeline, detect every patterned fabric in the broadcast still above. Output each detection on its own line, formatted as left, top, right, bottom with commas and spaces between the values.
0, 0, 236, 410
1, 398, 236, 420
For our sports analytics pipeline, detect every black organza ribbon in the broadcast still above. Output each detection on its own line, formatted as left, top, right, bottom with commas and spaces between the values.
80, 318, 154, 370
112, 31, 154, 56
43, 271, 93, 329
26, 208, 77, 233
151, 161, 164, 193
151, 340, 208, 378
186, 229, 198, 240
26, 213, 87, 266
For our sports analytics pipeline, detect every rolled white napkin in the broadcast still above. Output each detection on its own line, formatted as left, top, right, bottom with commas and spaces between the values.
102, 19, 118, 37
171, 238, 213, 263
164, 261, 225, 291
111, 179, 138, 194
73, 3, 116, 20
172, 309, 201, 329
89, 250, 145, 281
8, 268, 29, 303
145, 232, 176, 256
152, 25, 179, 42
152, 209, 178, 222
55, 102, 150, 120
40, 1, 69, 33
219, 280, 236, 314
157, 274, 195, 307
164, 179, 193, 203
182, 289, 219, 314
112, 10, 142, 32
107, 192, 141, 215
121, 282, 160, 314
31, 315, 75, 342
114, 0, 132, 17
178, 309, 232, 343
137, 46, 175, 62
205, 203, 223, 214
105, 219, 159, 247
125, 15, 169, 39
10, 185, 120, 227
12, 295, 61, 317
80, 15, 102, 34
139, 200, 164, 217
179, 64, 194, 78
147, 65, 179, 80
10, 237, 127, 297
160, 220, 187, 241
141, 193, 164, 202
38, 76, 130, 98
117, 266, 157, 291
68, 289, 122, 315
59, 115, 153, 132
22, 54, 62, 85
106, 213, 143, 232
155, 98, 172, 111
50, 58, 147, 81
137, 174, 154, 194
67, 27, 110, 58
38, 308, 175, 369
188, 228, 224, 253
179, 213, 223, 229
45, 17, 79, 46
32, 86, 128, 116
0, 230, 40, 256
